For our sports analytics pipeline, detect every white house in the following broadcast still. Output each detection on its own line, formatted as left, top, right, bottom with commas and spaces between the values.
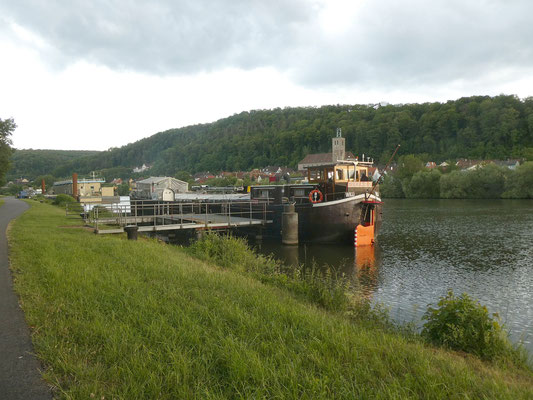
133, 177, 188, 200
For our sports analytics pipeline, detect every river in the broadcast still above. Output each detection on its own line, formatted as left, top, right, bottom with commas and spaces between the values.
256, 199, 533, 352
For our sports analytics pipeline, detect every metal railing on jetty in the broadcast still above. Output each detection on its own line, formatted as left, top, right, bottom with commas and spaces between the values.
68, 200, 271, 234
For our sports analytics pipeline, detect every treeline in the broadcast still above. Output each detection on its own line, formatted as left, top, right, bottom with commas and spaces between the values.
8, 95, 533, 180
7, 149, 100, 181
381, 156, 533, 199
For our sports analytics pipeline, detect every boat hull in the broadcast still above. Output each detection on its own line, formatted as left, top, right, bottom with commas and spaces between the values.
259, 194, 382, 244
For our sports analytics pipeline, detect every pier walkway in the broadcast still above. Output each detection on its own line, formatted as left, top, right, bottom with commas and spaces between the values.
69, 200, 272, 234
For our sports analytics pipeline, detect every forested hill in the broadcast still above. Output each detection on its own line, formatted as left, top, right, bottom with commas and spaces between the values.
7, 149, 100, 180
11, 95, 533, 179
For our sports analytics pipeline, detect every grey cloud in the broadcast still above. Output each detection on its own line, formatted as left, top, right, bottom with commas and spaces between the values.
295, 0, 533, 88
1, 0, 319, 73
2, 0, 533, 90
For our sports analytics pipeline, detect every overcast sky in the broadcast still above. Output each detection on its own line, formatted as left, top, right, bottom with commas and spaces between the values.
1, 0, 532, 151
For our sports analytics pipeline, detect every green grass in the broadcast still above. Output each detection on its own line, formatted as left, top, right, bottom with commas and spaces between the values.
8, 201, 533, 399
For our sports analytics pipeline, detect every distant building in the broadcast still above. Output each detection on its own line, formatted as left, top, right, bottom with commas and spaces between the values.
494, 159, 521, 170
426, 162, 437, 169
298, 129, 356, 171
133, 177, 188, 201
193, 172, 215, 183
53, 178, 106, 197
133, 164, 151, 173
456, 159, 483, 170
367, 167, 381, 182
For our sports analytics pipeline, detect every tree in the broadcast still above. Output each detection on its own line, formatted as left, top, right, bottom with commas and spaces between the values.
405, 169, 442, 198
117, 183, 130, 196
396, 155, 424, 181
379, 174, 404, 198
503, 162, 533, 199
0, 118, 16, 185
32, 175, 56, 192
440, 171, 470, 199
175, 171, 194, 185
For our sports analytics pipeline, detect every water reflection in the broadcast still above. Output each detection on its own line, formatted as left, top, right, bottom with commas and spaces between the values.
355, 246, 379, 298
256, 241, 382, 299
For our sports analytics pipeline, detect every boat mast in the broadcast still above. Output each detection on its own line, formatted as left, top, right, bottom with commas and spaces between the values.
366, 144, 401, 200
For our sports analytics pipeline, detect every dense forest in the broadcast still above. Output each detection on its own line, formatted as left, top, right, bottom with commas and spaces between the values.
8, 95, 533, 180
7, 149, 100, 181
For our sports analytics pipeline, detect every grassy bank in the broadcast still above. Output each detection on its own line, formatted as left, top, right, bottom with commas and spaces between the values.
8, 201, 533, 399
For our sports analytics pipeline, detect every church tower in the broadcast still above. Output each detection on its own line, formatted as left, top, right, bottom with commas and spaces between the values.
332, 128, 345, 162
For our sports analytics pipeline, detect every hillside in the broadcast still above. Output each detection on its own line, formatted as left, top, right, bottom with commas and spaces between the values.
7, 149, 100, 181
10, 95, 533, 179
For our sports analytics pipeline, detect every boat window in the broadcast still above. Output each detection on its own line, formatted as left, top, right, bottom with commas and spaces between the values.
309, 169, 323, 181
259, 189, 270, 198
348, 169, 355, 179
356, 171, 359, 181
293, 189, 305, 197
336, 169, 343, 180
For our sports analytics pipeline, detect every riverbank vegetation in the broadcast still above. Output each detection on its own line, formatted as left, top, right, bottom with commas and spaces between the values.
381, 158, 533, 199
7, 201, 533, 398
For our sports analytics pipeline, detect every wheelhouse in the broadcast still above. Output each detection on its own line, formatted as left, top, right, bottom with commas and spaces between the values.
306, 160, 375, 201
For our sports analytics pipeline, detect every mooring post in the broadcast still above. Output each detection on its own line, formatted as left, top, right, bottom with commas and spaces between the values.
124, 225, 139, 240
282, 203, 298, 245
196, 229, 204, 241
255, 225, 263, 242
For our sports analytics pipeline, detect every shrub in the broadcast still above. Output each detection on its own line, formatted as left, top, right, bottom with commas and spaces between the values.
421, 290, 517, 361
405, 169, 442, 198
503, 161, 533, 199
380, 175, 405, 198
52, 194, 75, 206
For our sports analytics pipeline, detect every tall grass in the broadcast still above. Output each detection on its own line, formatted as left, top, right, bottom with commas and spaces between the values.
8, 201, 533, 399
187, 233, 390, 326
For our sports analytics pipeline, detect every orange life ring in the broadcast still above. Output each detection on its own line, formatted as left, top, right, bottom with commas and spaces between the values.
309, 189, 323, 203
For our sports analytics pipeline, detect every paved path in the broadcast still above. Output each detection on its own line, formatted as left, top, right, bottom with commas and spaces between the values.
0, 197, 52, 399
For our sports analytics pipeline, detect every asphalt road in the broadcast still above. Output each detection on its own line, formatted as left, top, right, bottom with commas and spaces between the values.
0, 197, 52, 399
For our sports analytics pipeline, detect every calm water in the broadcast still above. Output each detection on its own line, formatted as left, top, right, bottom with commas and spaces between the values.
256, 199, 533, 352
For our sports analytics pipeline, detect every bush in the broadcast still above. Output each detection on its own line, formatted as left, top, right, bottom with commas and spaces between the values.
503, 161, 533, 199
405, 169, 442, 198
52, 194, 75, 206
422, 290, 518, 361
440, 171, 470, 198
380, 175, 405, 198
